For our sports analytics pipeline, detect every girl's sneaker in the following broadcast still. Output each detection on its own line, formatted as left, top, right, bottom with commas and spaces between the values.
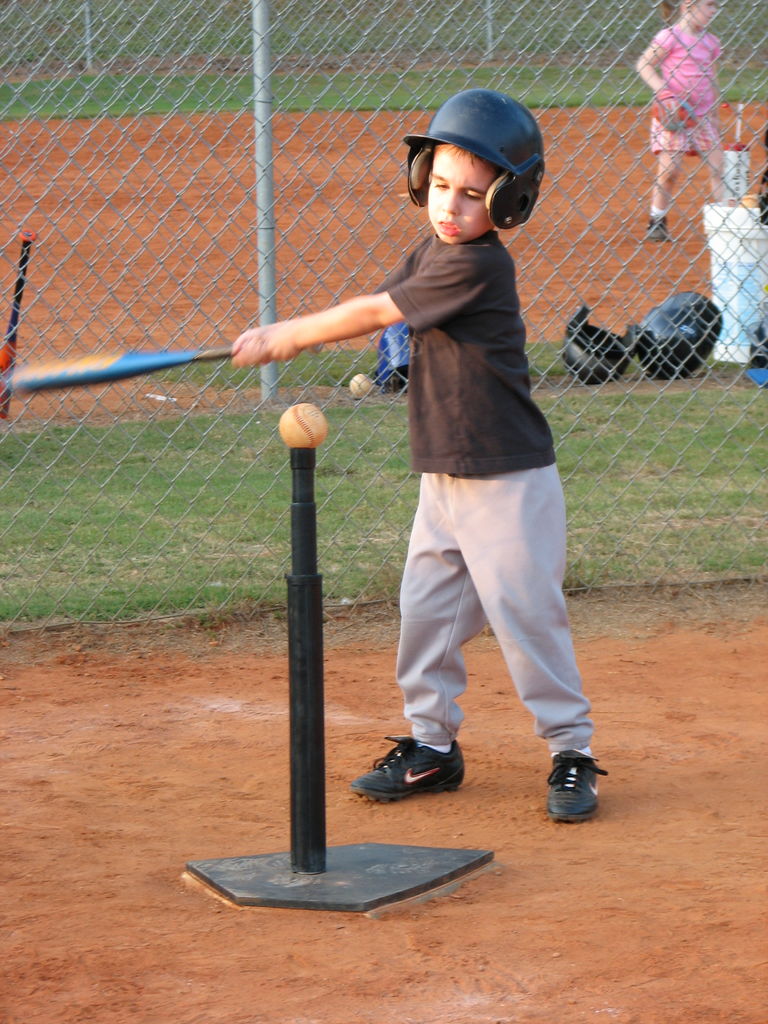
646, 215, 671, 242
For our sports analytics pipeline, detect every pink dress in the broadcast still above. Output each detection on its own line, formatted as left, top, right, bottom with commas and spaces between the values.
649, 26, 721, 155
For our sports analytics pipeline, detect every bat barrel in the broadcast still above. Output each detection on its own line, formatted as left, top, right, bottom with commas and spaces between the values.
10, 345, 232, 393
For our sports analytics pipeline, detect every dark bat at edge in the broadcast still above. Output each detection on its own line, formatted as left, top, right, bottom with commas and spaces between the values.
6, 344, 234, 393
0, 229, 37, 418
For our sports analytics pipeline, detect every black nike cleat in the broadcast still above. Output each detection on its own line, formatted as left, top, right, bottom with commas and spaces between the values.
547, 750, 608, 822
350, 735, 464, 802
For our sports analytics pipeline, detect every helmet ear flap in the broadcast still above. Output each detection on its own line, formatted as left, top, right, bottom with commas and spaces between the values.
486, 163, 542, 228
485, 172, 516, 228
407, 144, 434, 206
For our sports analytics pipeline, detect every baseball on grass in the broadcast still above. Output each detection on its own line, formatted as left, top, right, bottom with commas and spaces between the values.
349, 372, 375, 398
278, 403, 329, 449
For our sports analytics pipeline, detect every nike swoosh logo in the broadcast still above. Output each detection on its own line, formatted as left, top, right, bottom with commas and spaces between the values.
404, 767, 441, 785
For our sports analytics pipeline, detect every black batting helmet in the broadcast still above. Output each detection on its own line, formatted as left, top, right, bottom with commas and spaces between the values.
562, 305, 634, 385
404, 89, 545, 229
634, 292, 722, 379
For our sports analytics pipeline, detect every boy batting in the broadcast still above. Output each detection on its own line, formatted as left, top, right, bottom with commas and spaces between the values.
232, 89, 607, 822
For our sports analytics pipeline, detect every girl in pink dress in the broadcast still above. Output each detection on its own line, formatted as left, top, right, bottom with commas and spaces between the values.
636, 0, 725, 241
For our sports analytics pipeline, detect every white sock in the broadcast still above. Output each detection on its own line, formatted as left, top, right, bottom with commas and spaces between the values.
650, 206, 668, 219
551, 746, 593, 758
418, 742, 452, 754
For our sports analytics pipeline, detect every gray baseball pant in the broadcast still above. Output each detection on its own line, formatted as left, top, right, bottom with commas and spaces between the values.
396, 465, 594, 753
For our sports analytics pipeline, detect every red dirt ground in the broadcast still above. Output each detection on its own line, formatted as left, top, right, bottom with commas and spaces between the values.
2, 586, 766, 1024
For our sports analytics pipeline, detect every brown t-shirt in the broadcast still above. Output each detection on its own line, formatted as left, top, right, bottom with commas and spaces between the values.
381, 230, 555, 475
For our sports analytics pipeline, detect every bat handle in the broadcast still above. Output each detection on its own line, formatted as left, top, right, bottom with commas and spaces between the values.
194, 346, 234, 362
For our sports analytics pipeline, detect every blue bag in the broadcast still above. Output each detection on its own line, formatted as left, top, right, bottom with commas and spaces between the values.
375, 321, 409, 392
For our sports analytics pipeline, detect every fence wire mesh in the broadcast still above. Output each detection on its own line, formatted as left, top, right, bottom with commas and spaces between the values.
1, 0, 766, 628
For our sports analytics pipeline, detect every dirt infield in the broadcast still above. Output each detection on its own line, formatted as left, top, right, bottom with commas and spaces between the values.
2, 585, 766, 1024
3, 102, 766, 425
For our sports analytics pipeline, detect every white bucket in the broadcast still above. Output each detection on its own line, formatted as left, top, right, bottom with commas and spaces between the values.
703, 203, 768, 363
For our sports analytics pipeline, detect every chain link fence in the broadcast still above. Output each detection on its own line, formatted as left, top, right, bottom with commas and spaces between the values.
1, 0, 766, 629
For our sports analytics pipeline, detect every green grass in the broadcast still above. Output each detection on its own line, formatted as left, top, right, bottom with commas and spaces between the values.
2, 0, 763, 121
1, 377, 765, 625
1, 0, 761, 70
545, 387, 767, 587
1, 63, 764, 121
